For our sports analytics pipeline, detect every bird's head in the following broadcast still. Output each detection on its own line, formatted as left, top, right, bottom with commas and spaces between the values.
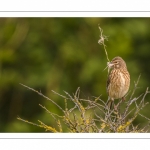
108, 56, 127, 70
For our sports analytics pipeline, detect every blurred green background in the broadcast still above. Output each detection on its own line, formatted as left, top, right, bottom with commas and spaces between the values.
0, 18, 150, 132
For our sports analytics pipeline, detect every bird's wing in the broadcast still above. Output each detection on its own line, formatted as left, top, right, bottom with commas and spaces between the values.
106, 75, 110, 93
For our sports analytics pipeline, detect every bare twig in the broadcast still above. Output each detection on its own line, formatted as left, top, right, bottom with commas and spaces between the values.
129, 75, 141, 100
19, 69, 149, 133
139, 113, 150, 121
20, 83, 64, 112
51, 90, 68, 99
39, 104, 63, 118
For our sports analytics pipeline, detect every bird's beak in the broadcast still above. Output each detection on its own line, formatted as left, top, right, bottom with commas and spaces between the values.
103, 62, 114, 72
107, 62, 114, 68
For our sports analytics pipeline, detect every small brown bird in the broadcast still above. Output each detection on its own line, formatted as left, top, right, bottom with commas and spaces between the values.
106, 56, 130, 110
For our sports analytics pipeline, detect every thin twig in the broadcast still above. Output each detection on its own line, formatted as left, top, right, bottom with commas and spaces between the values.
39, 104, 63, 118
51, 90, 69, 99
139, 113, 150, 121
20, 83, 64, 112
69, 105, 77, 112
129, 75, 141, 100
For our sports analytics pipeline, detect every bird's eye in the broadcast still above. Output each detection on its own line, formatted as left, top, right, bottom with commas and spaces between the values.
114, 61, 119, 64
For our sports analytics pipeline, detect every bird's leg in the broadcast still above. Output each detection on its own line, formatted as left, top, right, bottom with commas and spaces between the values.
107, 98, 114, 111
122, 96, 125, 101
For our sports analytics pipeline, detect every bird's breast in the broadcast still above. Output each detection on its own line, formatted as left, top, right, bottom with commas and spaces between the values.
108, 69, 130, 99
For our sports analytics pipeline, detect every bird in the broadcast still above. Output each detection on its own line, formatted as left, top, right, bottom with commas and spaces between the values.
106, 56, 130, 110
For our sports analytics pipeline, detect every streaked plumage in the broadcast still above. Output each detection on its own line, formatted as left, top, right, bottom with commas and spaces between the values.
106, 56, 130, 110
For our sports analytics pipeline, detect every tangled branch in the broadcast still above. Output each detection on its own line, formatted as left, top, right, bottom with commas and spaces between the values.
18, 80, 150, 133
